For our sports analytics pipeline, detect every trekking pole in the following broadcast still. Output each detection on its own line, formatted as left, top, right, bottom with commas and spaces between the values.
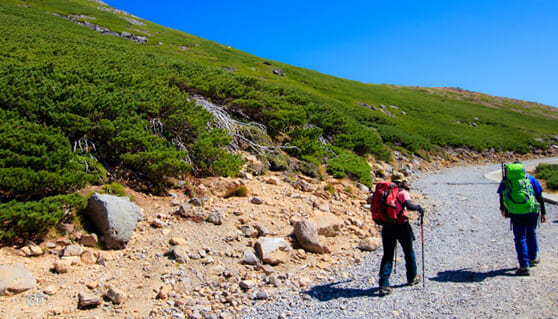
393, 243, 398, 274
421, 212, 425, 288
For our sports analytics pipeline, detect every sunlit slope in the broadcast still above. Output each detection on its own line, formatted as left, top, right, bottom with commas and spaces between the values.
1, 0, 557, 183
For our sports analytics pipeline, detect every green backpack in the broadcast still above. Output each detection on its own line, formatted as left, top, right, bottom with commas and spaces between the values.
501, 163, 539, 214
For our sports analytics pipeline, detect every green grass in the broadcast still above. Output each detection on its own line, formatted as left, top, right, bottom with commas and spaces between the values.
0, 0, 557, 241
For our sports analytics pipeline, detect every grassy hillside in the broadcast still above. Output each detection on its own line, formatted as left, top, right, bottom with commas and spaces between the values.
1, 0, 557, 241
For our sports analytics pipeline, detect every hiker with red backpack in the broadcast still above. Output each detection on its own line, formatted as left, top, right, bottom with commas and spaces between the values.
371, 172, 424, 296
498, 161, 547, 276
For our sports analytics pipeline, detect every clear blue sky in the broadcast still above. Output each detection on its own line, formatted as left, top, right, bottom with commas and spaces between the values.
106, 1, 558, 107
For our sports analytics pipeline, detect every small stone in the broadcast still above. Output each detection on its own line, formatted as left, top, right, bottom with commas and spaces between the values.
255, 290, 269, 300
80, 233, 98, 247
80, 251, 97, 265
20, 246, 32, 257
242, 249, 259, 265
44, 242, 56, 249
157, 285, 172, 299
207, 212, 223, 225
189, 198, 202, 206
260, 265, 274, 275
43, 285, 57, 295
151, 218, 165, 228
78, 292, 102, 309
269, 275, 281, 287
250, 197, 264, 205
169, 237, 188, 246
29, 245, 44, 256
63, 244, 83, 257
239, 280, 255, 290
105, 287, 125, 304
240, 225, 258, 238
254, 225, 270, 237
85, 281, 98, 290
56, 238, 72, 246
357, 237, 382, 251
265, 177, 279, 185
53, 260, 72, 274
169, 246, 189, 264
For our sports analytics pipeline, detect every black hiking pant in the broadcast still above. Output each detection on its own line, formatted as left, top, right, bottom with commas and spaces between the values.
379, 222, 417, 288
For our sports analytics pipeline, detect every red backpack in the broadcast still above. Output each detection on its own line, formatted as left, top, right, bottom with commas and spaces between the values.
371, 181, 402, 225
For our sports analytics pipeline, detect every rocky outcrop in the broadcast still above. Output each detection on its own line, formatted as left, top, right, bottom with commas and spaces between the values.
85, 193, 143, 249
51, 13, 148, 44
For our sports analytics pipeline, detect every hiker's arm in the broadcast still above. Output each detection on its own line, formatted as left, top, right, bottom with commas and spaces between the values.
403, 200, 423, 214
535, 192, 547, 223
499, 193, 507, 217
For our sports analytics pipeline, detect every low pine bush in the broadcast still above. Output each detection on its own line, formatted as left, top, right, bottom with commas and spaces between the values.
0, 193, 86, 242
536, 164, 558, 191
327, 149, 372, 187
0, 110, 104, 201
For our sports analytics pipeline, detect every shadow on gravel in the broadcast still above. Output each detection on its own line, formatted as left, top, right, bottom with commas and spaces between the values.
302, 280, 410, 301
431, 267, 516, 283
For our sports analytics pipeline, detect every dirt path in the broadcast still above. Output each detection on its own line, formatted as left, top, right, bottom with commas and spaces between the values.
242, 160, 558, 318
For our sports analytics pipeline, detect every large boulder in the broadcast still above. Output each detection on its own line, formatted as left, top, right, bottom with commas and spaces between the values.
293, 219, 330, 254
254, 237, 290, 265
85, 193, 143, 249
311, 211, 343, 237
0, 264, 36, 295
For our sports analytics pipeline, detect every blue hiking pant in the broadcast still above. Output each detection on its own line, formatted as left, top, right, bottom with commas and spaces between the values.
511, 213, 539, 268
379, 223, 417, 288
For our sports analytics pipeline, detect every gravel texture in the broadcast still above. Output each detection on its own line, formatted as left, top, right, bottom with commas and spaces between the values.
241, 160, 558, 318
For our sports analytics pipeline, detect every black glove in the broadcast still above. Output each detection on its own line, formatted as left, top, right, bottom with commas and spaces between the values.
418, 207, 425, 216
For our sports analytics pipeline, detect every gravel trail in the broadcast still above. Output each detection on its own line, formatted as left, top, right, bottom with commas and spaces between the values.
242, 160, 558, 318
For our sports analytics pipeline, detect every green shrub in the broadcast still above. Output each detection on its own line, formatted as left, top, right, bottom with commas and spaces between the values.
0, 193, 86, 242
0, 110, 103, 201
229, 185, 248, 197
377, 124, 432, 152
298, 160, 321, 179
264, 153, 291, 172
547, 175, 558, 190
190, 129, 245, 177
536, 163, 558, 191
326, 149, 372, 187
286, 126, 325, 159
102, 182, 126, 197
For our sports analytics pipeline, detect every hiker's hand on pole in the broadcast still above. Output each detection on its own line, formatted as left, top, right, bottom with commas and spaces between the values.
541, 215, 546, 223
418, 207, 425, 217
501, 211, 507, 217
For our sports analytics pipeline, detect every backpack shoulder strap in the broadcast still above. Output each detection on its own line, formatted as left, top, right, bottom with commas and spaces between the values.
394, 186, 406, 218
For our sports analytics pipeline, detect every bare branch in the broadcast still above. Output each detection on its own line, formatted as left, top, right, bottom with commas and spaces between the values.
190, 94, 297, 155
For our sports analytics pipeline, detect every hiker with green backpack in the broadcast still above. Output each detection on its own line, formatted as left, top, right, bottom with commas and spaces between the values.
498, 161, 547, 276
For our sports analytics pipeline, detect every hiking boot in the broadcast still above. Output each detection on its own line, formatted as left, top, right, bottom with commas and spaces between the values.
515, 267, 530, 276
529, 258, 540, 267
407, 276, 421, 286
379, 287, 392, 296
